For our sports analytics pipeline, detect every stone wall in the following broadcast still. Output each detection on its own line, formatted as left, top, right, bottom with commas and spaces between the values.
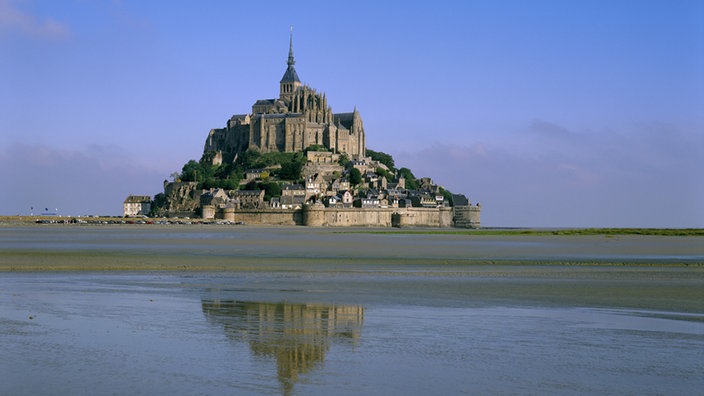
202, 204, 477, 228
392, 207, 454, 228
453, 205, 481, 228
303, 205, 454, 228
204, 206, 302, 225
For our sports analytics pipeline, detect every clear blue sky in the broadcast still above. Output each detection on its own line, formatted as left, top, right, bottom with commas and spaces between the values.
1, 0, 702, 227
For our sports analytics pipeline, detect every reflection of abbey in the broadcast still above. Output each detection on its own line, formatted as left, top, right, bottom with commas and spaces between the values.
138, 31, 480, 228
204, 32, 365, 165
202, 300, 363, 396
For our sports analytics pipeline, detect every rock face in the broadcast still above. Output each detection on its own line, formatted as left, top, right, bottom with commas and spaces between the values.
162, 182, 200, 217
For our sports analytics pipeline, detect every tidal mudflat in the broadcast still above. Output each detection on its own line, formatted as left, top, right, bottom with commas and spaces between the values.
1, 226, 703, 395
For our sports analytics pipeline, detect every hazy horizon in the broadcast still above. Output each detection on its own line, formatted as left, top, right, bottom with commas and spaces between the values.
2, 0, 702, 227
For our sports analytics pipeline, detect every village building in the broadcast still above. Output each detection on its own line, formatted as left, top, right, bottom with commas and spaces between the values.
231, 190, 265, 209
281, 184, 306, 209
123, 195, 151, 217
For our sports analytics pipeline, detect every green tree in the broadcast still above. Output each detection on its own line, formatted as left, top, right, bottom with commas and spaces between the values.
263, 182, 282, 201
180, 160, 201, 182
149, 193, 167, 217
244, 180, 260, 190
349, 167, 362, 186
440, 187, 454, 206
398, 167, 419, 190
375, 167, 393, 181
337, 153, 350, 167
366, 148, 395, 171
278, 152, 305, 180
238, 149, 262, 169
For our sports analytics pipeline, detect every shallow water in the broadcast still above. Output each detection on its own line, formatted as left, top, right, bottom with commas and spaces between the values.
1, 227, 703, 395
2, 271, 703, 395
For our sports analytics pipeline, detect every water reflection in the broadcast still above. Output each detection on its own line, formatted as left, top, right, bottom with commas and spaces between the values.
202, 300, 364, 395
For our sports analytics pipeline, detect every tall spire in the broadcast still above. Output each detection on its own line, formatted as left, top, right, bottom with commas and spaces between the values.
280, 25, 301, 98
287, 25, 295, 66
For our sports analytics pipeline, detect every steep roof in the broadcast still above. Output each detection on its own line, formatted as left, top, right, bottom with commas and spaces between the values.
280, 65, 300, 84
334, 113, 354, 129
451, 194, 470, 206
280, 28, 301, 84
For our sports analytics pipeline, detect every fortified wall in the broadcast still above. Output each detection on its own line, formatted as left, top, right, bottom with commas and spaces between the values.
202, 204, 480, 228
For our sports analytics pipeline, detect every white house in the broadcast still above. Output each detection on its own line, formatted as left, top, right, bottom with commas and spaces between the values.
123, 195, 152, 217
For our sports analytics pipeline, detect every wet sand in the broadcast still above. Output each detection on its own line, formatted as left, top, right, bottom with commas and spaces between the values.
1, 224, 702, 270
1, 225, 703, 313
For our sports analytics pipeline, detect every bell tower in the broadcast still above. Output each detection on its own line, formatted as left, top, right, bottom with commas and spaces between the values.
280, 26, 301, 101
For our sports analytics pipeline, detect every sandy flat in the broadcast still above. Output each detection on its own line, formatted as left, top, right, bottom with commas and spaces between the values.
1, 224, 702, 270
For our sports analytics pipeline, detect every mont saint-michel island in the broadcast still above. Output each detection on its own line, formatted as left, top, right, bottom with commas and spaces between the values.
128, 34, 481, 228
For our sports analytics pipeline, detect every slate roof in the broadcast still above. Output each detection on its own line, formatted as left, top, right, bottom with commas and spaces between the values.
280, 65, 300, 84
124, 195, 151, 204
451, 194, 470, 206
254, 99, 276, 106
334, 113, 354, 129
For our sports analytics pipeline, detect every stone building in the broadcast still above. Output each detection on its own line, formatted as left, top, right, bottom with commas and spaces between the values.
204, 31, 366, 166
123, 195, 151, 217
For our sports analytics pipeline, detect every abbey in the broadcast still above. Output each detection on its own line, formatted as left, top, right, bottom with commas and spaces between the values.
143, 31, 481, 228
204, 32, 365, 165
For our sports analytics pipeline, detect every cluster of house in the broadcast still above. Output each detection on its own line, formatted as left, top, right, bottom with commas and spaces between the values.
123, 150, 475, 220
198, 151, 471, 214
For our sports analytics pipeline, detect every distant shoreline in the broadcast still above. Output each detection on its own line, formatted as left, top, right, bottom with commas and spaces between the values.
1, 215, 702, 236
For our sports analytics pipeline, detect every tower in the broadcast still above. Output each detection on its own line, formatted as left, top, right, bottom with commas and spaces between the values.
280, 27, 301, 101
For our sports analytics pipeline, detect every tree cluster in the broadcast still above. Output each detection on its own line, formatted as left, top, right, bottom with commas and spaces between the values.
164, 146, 450, 208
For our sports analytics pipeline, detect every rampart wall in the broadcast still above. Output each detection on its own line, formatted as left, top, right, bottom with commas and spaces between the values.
202, 204, 479, 228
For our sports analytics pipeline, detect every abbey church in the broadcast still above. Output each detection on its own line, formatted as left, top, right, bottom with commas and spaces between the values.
204, 32, 366, 165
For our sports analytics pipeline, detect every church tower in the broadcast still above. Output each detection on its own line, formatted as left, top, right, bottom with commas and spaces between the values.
280, 27, 301, 101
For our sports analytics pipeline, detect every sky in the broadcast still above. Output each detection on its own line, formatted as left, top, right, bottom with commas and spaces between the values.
1, 0, 702, 227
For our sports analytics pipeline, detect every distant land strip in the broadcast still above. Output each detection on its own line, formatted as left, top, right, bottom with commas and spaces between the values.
1, 252, 702, 272
338, 228, 704, 236
1, 216, 703, 236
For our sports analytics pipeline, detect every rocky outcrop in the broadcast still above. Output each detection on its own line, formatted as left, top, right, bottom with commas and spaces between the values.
163, 182, 201, 217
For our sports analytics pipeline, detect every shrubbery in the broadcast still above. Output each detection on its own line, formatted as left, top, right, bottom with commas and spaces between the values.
173, 147, 430, 199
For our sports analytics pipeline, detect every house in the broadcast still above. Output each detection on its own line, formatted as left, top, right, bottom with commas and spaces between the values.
231, 190, 265, 209
200, 188, 229, 208
281, 194, 305, 209
305, 174, 327, 199
330, 179, 350, 195
339, 190, 354, 208
365, 171, 379, 184
435, 194, 445, 207
324, 195, 341, 208
409, 193, 437, 208
123, 195, 152, 217
354, 197, 380, 208
419, 194, 437, 208
281, 184, 306, 209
